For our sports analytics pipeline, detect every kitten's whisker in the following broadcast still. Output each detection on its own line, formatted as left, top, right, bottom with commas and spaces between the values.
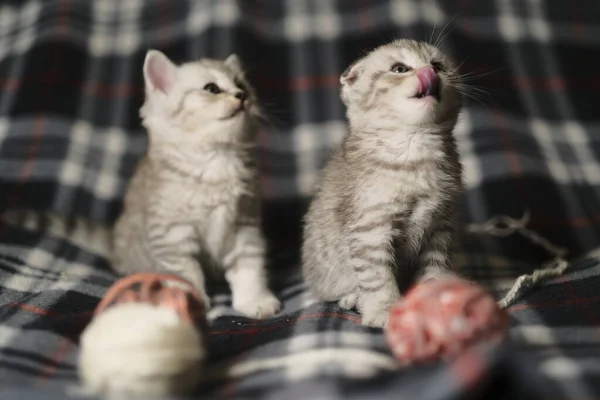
427, 20, 438, 46
457, 68, 505, 81
433, 15, 457, 49
255, 106, 289, 132
453, 80, 491, 92
454, 86, 491, 100
456, 88, 492, 108
451, 81, 492, 97
447, 57, 468, 76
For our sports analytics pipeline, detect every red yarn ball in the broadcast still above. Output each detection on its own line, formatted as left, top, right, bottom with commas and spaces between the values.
94, 273, 207, 331
385, 278, 509, 364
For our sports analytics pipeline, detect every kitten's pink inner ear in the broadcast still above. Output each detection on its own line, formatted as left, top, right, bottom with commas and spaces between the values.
144, 51, 176, 94
340, 63, 362, 86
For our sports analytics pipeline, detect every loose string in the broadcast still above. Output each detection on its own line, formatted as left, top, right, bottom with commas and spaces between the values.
464, 211, 569, 308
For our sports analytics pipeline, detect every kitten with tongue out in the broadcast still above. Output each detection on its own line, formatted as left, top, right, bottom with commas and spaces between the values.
302, 39, 465, 328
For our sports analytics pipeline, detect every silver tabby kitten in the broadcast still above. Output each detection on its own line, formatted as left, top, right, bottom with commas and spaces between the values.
302, 39, 463, 328
112, 50, 281, 319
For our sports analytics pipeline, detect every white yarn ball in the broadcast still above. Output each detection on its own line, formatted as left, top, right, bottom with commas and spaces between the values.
79, 303, 205, 397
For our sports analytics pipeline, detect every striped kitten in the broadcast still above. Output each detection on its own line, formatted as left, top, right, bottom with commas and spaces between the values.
302, 39, 463, 327
112, 50, 281, 319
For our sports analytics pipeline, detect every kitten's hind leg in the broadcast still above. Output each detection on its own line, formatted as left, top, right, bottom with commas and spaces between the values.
162, 256, 211, 309
224, 226, 281, 319
416, 225, 456, 283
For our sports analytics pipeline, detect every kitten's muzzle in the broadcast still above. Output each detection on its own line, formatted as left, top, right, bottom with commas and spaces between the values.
221, 92, 248, 120
413, 66, 440, 100
234, 90, 247, 111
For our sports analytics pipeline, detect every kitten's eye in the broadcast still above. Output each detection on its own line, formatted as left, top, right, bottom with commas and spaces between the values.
431, 61, 445, 72
203, 83, 221, 94
390, 63, 411, 73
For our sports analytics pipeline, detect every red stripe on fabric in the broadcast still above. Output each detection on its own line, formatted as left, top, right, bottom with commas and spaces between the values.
459, 0, 474, 35
251, 73, 340, 91
58, 0, 69, 37
507, 294, 600, 312
496, 76, 600, 91
530, 213, 600, 229
159, 0, 171, 44
290, 74, 340, 90
512, 76, 566, 91
558, 276, 600, 326
5, 72, 600, 95
0, 76, 142, 97
2, 77, 20, 91
83, 82, 139, 97
358, 0, 372, 32
38, 337, 73, 380
569, 1, 587, 43
257, 0, 267, 37
9, 295, 600, 335
210, 312, 362, 336
2, 302, 65, 317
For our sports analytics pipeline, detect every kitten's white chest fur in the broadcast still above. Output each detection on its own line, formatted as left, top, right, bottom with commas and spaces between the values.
168, 153, 247, 258
357, 134, 450, 205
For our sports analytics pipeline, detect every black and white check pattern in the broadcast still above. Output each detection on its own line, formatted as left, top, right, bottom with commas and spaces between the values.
1, 0, 600, 398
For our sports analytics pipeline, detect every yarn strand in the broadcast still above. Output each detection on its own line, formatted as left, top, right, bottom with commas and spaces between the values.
465, 211, 569, 308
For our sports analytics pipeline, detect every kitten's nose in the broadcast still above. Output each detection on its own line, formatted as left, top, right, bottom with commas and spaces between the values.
234, 90, 247, 102
415, 66, 440, 98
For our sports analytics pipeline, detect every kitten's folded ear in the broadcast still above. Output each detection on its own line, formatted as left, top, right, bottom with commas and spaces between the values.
224, 54, 243, 72
143, 49, 177, 94
340, 61, 363, 86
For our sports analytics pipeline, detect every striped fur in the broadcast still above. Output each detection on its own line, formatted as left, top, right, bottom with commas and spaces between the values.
302, 40, 463, 327
111, 50, 280, 319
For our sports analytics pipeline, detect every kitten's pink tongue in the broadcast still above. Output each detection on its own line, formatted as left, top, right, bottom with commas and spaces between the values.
416, 66, 439, 97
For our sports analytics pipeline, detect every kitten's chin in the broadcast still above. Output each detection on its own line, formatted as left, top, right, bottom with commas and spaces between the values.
402, 96, 438, 118
409, 95, 438, 106
397, 97, 456, 126
219, 104, 258, 123
219, 109, 244, 121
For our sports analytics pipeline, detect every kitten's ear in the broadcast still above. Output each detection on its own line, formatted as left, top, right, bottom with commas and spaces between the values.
340, 61, 363, 86
143, 49, 177, 94
224, 54, 243, 72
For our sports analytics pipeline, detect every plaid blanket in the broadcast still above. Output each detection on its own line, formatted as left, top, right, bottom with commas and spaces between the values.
1, 0, 600, 398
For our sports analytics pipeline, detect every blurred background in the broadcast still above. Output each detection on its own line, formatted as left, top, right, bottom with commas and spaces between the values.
0, 0, 599, 273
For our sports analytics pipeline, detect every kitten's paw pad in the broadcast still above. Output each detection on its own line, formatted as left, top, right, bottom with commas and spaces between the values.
234, 292, 281, 319
338, 293, 358, 310
361, 310, 390, 328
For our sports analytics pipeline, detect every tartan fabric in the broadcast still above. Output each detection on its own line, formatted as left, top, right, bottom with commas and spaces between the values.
1, 0, 600, 398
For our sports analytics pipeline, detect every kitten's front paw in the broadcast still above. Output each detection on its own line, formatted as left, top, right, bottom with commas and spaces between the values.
338, 293, 358, 310
358, 290, 401, 328
361, 309, 390, 328
234, 291, 281, 319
